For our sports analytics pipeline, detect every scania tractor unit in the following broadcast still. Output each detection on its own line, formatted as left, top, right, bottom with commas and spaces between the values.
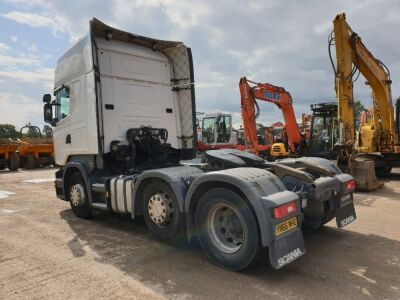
43, 19, 356, 270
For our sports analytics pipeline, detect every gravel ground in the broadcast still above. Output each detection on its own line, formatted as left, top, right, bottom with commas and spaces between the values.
0, 167, 399, 299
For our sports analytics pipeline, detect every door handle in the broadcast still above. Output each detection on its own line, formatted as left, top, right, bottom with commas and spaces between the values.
65, 134, 71, 144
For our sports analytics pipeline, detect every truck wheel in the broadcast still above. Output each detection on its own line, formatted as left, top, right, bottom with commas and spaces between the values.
195, 188, 261, 271
321, 200, 336, 226
321, 211, 335, 225
23, 154, 36, 169
9, 153, 20, 171
67, 172, 92, 218
376, 166, 392, 177
302, 218, 322, 231
142, 181, 184, 239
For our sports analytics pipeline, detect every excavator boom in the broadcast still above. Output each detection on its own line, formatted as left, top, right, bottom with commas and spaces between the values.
333, 13, 394, 150
239, 77, 302, 155
331, 13, 395, 190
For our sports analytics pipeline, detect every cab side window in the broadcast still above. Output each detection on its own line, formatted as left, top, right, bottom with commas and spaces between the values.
56, 87, 70, 121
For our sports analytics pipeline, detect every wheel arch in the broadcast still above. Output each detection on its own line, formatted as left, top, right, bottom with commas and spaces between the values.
62, 162, 92, 205
185, 172, 274, 247
131, 166, 203, 219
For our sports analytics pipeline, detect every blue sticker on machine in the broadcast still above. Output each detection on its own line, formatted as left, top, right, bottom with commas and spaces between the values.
264, 91, 281, 100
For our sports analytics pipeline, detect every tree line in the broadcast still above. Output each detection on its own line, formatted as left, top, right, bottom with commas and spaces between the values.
0, 124, 53, 138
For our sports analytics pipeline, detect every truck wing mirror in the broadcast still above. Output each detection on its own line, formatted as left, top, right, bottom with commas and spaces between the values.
44, 103, 54, 125
43, 93, 52, 103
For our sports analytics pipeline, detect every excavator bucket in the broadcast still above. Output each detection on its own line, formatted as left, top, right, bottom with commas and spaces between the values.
349, 158, 383, 192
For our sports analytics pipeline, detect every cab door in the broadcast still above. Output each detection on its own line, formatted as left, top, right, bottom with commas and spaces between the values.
53, 86, 71, 165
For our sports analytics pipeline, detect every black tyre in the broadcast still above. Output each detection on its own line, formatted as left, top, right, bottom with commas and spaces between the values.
195, 188, 262, 271
67, 172, 92, 218
321, 211, 336, 225
376, 166, 392, 177
142, 181, 185, 239
321, 200, 336, 225
9, 153, 20, 171
303, 210, 335, 230
23, 154, 36, 169
302, 217, 322, 231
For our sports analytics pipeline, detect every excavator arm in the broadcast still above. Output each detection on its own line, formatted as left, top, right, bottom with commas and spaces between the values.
333, 13, 394, 152
239, 77, 302, 154
331, 12, 392, 190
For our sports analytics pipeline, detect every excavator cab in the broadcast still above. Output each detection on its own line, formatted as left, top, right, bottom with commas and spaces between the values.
197, 113, 237, 152
216, 114, 230, 143
270, 125, 290, 158
357, 108, 375, 152
308, 102, 339, 159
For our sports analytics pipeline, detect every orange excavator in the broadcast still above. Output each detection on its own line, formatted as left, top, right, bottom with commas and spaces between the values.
239, 77, 305, 157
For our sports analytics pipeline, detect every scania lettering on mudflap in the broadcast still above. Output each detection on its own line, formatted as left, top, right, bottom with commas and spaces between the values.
340, 215, 355, 227
278, 248, 304, 267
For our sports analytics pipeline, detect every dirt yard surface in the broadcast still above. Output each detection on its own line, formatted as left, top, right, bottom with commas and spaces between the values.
1, 168, 399, 299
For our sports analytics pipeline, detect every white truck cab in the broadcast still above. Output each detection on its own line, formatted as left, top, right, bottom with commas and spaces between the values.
45, 19, 196, 166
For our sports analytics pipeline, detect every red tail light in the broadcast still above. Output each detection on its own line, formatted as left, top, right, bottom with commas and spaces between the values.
273, 200, 298, 219
344, 179, 356, 192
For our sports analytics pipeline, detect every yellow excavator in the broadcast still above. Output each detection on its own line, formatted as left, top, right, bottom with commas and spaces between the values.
330, 13, 399, 191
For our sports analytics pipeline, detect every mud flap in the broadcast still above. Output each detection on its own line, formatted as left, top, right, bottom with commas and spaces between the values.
335, 202, 356, 228
350, 159, 383, 192
269, 228, 306, 269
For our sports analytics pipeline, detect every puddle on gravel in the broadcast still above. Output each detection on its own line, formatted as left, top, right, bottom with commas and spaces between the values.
0, 208, 27, 214
22, 178, 54, 183
0, 190, 15, 199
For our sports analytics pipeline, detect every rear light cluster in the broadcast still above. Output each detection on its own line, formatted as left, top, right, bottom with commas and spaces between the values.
273, 200, 298, 219
344, 179, 356, 193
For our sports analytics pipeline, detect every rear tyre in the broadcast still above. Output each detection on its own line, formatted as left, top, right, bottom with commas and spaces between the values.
303, 205, 335, 230
195, 188, 261, 271
142, 181, 185, 239
321, 211, 335, 225
67, 172, 92, 218
302, 217, 322, 231
375, 166, 392, 177
9, 153, 20, 171
23, 154, 36, 169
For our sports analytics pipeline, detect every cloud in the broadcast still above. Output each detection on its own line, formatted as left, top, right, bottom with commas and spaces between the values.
1, 0, 400, 131
0, 43, 10, 53
0, 92, 44, 128
2, 11, 66, 37
113, 0, 210, 29
0, 67, 53, 88
4, 0, 49, 6
0, 54, 40, 66
27, 44, 37, 52
10, 36, 18, 43
315, 21, 331, 34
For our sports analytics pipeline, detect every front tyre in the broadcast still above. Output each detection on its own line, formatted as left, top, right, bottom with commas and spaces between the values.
23, 154, 37, 169
195, 188, 261, 271
142, 181, 185, 239
9, 153, 20, 171
67, 172, 92, 218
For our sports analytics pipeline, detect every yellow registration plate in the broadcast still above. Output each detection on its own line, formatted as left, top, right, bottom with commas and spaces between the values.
275, 217, 297, 236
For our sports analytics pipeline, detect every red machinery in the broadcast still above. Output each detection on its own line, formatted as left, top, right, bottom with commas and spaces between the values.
239, 77, 304, 156
197, 113, 238, 152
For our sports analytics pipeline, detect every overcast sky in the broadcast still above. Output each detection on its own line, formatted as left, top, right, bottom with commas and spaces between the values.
0, 0, 399, 129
